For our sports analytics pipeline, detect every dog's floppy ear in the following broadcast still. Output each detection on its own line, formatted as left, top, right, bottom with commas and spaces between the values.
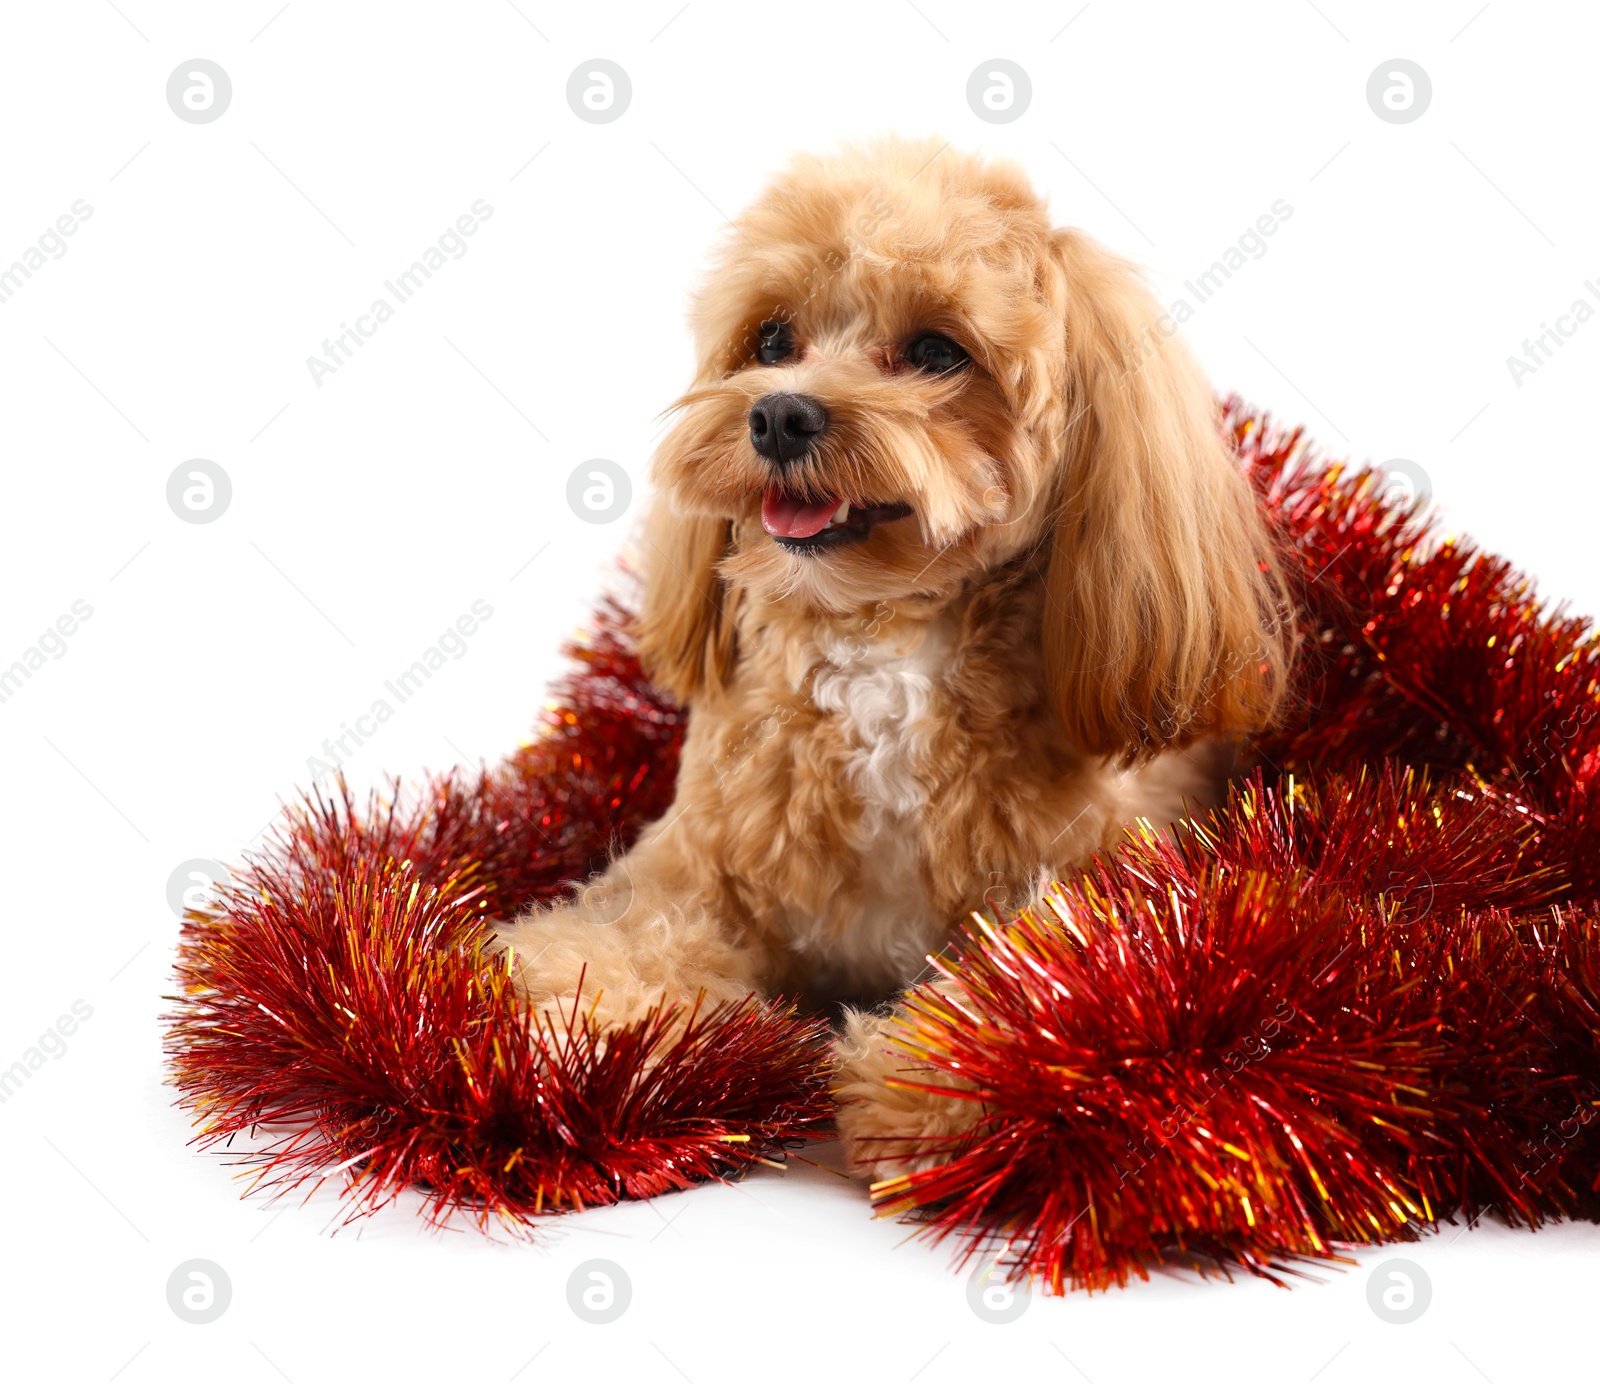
634, 502, 740, 705
1040, 229, 1290, 758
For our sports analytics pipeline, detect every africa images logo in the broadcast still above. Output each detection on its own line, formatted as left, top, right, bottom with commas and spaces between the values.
305, 200, 495, 386
0, 200, 94, 307
0, 1000, 94, 1104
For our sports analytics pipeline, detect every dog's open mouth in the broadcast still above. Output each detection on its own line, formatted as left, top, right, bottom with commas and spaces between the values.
760, 485, 913, 552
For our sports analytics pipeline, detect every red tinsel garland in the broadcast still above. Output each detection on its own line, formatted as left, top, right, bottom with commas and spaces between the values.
165, 402, 1600, 1285
167, 601, 834, 1228
871, 404, 1600, 1288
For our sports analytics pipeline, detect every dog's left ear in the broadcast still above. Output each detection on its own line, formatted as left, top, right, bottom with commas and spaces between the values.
1040, 229, 1291, 759
634, 502, 740, 705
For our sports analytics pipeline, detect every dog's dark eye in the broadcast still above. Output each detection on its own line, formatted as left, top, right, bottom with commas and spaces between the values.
756, 320, 795, 364
904, 333, 970, 374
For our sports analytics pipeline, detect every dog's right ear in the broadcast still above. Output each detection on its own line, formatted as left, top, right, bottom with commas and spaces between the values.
634, 503, 740, 705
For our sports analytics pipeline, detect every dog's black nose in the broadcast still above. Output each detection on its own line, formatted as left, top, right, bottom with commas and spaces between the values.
748, 392, 827, 465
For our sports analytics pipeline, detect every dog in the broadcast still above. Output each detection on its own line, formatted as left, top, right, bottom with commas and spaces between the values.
499, 137, 1290, 1182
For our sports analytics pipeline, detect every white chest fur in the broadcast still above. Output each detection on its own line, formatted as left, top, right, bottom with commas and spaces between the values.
782, 619, 956, 995
810, 621, 950, 816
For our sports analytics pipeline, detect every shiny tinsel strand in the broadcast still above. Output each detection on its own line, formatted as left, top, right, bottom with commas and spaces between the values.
165, 597, 833, 1229
863, 404, 1600, 1290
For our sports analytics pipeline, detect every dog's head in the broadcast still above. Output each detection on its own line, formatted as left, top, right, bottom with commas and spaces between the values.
638, 137, 1289, 757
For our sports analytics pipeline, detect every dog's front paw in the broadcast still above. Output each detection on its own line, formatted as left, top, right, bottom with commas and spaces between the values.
495, 895, 755, 1037
832, 1001, 986, 1185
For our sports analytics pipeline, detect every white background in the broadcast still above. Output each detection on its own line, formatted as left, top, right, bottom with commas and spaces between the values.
3, 2, 1597, 1381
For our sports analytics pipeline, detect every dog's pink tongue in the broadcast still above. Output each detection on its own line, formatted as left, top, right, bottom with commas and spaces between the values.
761, 486, 840, 539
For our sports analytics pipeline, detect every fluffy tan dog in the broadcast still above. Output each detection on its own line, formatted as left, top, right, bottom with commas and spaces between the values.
500, 137, 1290, 1180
